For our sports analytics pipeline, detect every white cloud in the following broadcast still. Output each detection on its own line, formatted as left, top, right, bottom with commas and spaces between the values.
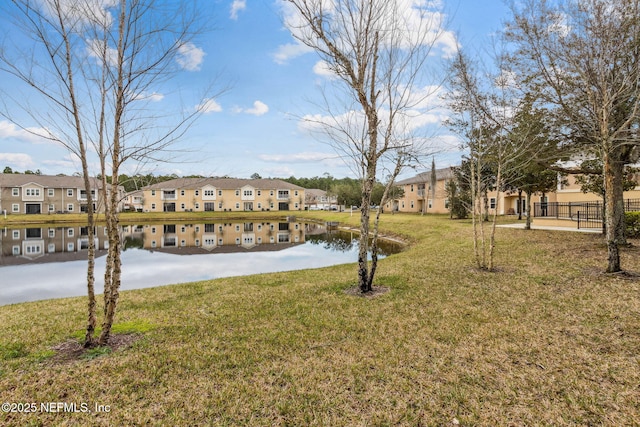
197, 98, 223, 114
176, 42, 205, 71
312, 60, 336, 78
132, 91, 165, 102
86, 38, 118, 66
0, 121, 52, 144
0, 153, 35, 169
272, 42, 313, 65
230, 0, 246, 20
235, 101, 269, 116
245, 101, 269, 116
259, 151, 336, 163
41, 0, 116, 29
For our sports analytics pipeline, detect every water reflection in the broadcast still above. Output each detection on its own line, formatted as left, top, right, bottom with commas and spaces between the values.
1, 221, 401, 305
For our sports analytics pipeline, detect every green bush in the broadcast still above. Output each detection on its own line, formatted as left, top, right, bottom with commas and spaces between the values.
626, 212, 640, 238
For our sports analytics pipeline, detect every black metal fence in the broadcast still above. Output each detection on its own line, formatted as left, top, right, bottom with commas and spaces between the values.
534, 199, 640, 229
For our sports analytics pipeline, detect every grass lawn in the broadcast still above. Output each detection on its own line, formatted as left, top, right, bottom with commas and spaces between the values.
1, 213, 639, 426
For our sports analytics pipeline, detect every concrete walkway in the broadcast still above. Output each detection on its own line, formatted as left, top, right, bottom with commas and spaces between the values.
497, 223, 602, 233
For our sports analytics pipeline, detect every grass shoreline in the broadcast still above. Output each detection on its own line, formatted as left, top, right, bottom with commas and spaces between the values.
1, 213, 639, 426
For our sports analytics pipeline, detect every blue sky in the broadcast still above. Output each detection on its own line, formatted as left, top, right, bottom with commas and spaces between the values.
0, 0, 510, 180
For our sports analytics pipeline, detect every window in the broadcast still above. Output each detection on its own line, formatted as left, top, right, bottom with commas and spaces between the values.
12, 204, 19, 212
195, 203, 200, 209
67, 189, 73, 197
195, 190, 200, 196
67, 228, 74, 237
181, 240, 186, 247
445, 199, 450, 209
428, 199, 432, 209
490, 198, 496, 210
48, 244, 55, 253
205, 224, 215, 232
26, 188, 41, 196
26, 245, 42, 255
195, 226, 200, 232
48, 229, 55, 238
244, 190, 253, 196
195, 239, 200, 246
235, 225, 240, 231
151, 241, 157, 248
294, 190, 298, 196
235, 190, 240, 196
12, 246, 20, 255
48, 189, 54, 197
204, 189, 215, 196
12, 188, 19, 196
67, 204, 74, 211
151, 203, 156, 210
13, 230, 20, 239
218, 202, 223, 209
270, 190, 274, 196
411, 184, 414, 192
235, 238, 240, 244
151, 190, 156, 196
181, 203, 185, 210
67, 243, 75, 251
180, 190, 185, 196
257, 203, 262, 209
277, 190, 289, 199
244, 223, 254, 232
410, 201, 414, 209
257, 190, 261, 196
48, 204, 55, 212
151, 227, 156, 234
235, 203, 240, 209
181, 226, 186, 233
218, 190, 222, 196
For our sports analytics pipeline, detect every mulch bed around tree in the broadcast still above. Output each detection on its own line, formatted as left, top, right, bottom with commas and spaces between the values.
343, 286, 390, 298
49, 333, 141, 364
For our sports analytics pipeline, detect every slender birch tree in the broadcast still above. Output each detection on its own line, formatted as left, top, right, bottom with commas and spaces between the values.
283, 0, 450, 292
1, 0, 218, 345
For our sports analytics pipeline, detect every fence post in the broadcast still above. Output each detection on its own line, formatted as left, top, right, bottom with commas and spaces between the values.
577, 211, 581, 229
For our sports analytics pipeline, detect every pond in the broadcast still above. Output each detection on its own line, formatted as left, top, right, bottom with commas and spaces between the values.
0, 220, 402, 305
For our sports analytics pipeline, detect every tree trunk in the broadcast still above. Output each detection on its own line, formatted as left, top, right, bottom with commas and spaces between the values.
517, 190, 523, 220
524, 191, 532, 230
603, 153, 624, 273
358, 165, 376, 292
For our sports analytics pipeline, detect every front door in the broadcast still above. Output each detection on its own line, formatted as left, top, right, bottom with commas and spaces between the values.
25, 203, 41, 214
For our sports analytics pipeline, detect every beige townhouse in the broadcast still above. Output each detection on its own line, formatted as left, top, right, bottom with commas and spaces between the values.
0, 173, 124, 215
140, 177, 305, 213
386, 167, 455, 214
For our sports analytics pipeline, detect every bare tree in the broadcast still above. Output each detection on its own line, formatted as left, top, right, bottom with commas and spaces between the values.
1, 0, 219, 345
448, 49, 544, 271
283, 0, 450, 292
507, 0, 640, 273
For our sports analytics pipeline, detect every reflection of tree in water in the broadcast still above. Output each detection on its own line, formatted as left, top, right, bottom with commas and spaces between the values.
123, 236, 143, 250
307, 230, 401, 256
307, 231, 357, 252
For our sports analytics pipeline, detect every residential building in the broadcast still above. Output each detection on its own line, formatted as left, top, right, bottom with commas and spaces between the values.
386, 167, 455, 214
140, 177, 305, 212
0, 173, 124, 215
305, 189, 338, 210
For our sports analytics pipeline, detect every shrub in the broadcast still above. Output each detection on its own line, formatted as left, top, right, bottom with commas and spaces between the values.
626, 212, 640, 238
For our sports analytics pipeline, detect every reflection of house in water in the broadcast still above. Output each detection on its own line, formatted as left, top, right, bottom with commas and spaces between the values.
137, 221, 307, 254
0, 225, 110, 266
